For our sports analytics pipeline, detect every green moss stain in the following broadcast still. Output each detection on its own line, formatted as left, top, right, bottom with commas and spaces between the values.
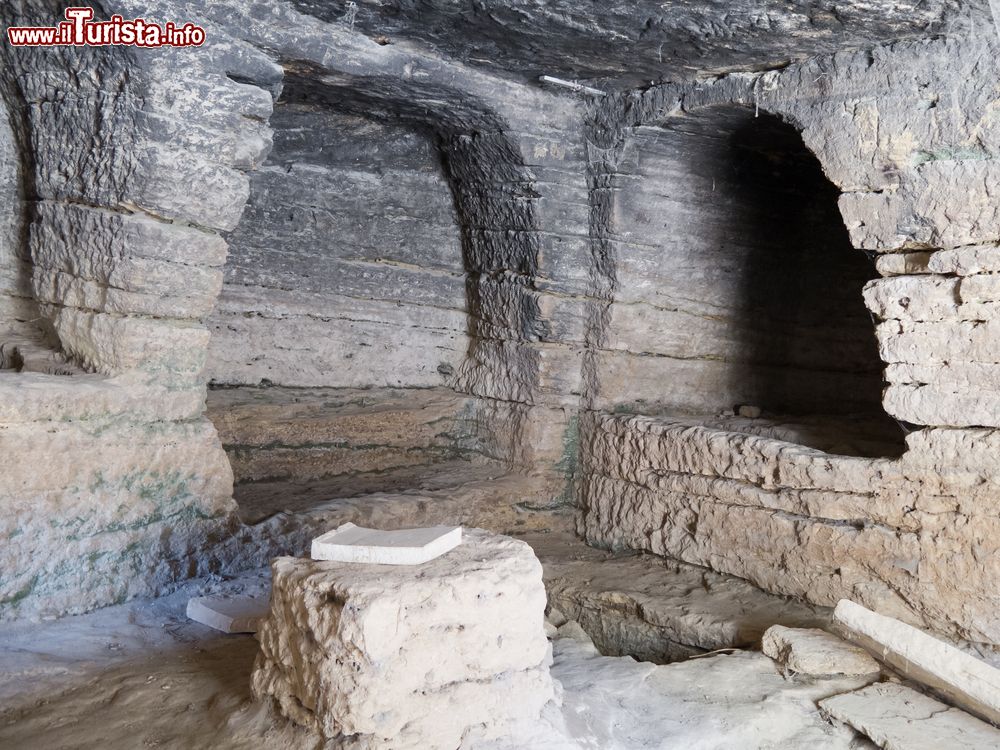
912, 147, 990, 165
88, 470, 106, 493
517, 415, 581, 512
47, 469, 219, 542
2, 459, 233, 616
86, 550, 108, 567
1, 575, 38, 607
555, 414, 580, 480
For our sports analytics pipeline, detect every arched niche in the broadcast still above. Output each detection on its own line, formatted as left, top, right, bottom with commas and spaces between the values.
594, 104, 904, 458
0, 79, 54, 368
204, 68, 543, 521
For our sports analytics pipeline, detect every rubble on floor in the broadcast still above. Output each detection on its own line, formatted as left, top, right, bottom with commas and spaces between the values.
762, 625, 881, 677
532, 531, 830, 662
0, 576, 882, 750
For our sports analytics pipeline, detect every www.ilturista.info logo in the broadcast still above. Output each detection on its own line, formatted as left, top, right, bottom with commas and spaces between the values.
7, 7, 206, 47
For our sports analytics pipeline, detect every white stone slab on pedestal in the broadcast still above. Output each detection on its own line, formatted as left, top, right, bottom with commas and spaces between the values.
309, 522, 462, 565
186, 596, 269, 634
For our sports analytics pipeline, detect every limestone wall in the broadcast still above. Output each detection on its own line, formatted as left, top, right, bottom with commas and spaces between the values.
0, 94, 34, 338
580, 26, 1000, 644
206, 386, 494, 523
580, 414, 1000, 644
7, 0, 995, 638
186, 1, 593, 481
206, 102, 468, 388
202, 99, 485, 495
0, 0, 589, 618
0, 0, 273, 618
591, 108, 886, 419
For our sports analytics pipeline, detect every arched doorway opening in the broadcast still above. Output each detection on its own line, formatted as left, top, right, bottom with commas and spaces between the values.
204, 68, 541, 523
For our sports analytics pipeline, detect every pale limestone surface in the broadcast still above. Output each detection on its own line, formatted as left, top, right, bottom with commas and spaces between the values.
0, 571, 881, 750
251, 529, 554, 748
834, 600, 1000, 726
542, 638, 876, 750
0, 416, 236, 621
762, 625, 880, 677
820, 682, 1000, 750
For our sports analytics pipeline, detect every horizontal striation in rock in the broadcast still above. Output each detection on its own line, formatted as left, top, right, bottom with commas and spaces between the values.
580, 413, 1000, 644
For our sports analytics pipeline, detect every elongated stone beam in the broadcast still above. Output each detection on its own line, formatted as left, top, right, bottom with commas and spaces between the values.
834, 600, 1000, 726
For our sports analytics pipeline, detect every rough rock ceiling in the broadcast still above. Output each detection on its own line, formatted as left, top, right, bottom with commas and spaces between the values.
290, 0, 981, 88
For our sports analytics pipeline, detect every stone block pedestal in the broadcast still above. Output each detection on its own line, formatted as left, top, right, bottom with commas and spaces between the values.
251, 528, 555, 749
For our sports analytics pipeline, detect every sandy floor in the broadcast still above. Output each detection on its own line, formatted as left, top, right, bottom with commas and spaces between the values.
0, 564, 880, 750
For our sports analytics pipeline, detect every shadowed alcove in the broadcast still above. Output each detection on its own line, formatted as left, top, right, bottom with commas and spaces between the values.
203, 67, 543, 523
597, 105, 905, 457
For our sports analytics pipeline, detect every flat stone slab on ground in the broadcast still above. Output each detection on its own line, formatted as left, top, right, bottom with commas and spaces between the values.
186, 596, 269, 634
820, 682, 1000, 750
762, 625, 881, 676
310, 522, 462, 564
834, 600, 1000, 726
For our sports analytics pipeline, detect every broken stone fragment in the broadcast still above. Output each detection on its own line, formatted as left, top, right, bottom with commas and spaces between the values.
556, 620, 596, 646
252, 528, 555, 749
820, 682, 1000, 750
761, 625, 881, 677
834, 600, 1000, 726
